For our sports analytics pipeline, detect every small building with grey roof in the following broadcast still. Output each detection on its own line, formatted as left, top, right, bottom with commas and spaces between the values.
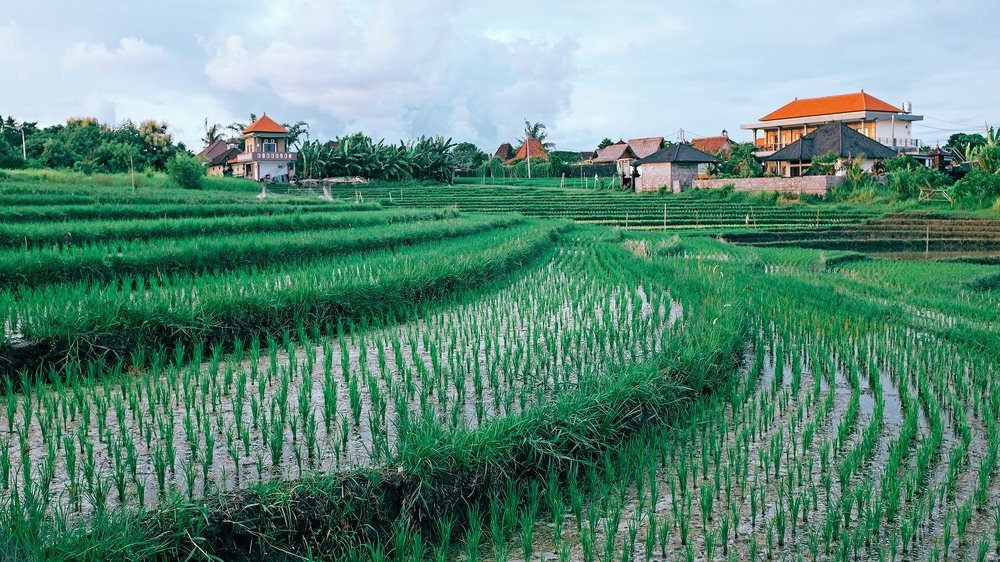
633, 143, 721, 192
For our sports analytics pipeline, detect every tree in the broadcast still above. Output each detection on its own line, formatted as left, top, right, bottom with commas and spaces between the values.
0, 136, 24, 169
450, 142, 487, 170
138, 120, 176, 171
711, 143, 762, 178
90, 141, 140, 174
597, 138, 614, 149
202, 119, 223, 146
227, 114, 257, 136
944, 132, 986, 154
166, 153, 205, 189
517, 120, 555, 149
284, 121, 309, 150
808, 152, 840, 175
39, 138, 75, 169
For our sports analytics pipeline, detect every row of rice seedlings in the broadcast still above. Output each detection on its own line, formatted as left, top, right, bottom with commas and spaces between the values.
0, 199, 365, 224
501, 258, 1000, 561
0, 221, 559, 369
0, 237, 682, 525
0, 214, 520, 288
0, 207, 453, 249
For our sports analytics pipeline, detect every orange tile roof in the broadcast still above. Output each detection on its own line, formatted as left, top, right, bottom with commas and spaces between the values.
761, 92, 902, 121
242, 114, 287, 134
511, 138, 549, 161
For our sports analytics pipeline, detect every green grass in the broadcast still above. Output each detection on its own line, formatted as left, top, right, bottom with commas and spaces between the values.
2, 173, 1000, 560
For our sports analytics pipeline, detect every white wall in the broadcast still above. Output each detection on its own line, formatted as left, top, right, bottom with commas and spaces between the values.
873, 119, 912, 143
256, 161, 291, 180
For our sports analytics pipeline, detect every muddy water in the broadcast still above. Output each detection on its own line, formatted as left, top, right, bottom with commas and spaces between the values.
0, 251, 684, 522
505, 318, 1000, 562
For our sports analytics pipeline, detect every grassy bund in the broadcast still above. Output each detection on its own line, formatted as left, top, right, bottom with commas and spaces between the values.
0, 173, 999, 560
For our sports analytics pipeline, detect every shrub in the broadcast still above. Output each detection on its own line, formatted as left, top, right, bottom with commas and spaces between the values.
166, 153, 205, 189
884, 154, 953, 200
952, 169, 1000, 207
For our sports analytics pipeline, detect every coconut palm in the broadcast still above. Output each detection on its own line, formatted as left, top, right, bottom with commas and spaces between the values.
517, 120, 555, 149
202, 119, 223, 146
284, 121, 309, 150
226, 114, 258, 136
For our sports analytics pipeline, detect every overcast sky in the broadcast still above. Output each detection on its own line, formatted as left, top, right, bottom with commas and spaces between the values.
2, 0, 998, 151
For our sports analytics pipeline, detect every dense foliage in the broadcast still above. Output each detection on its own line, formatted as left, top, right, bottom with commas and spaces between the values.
710, 142, 763, 178
298, 133, 455, 182
165, 153, 205, 189
0, 115, 186, 173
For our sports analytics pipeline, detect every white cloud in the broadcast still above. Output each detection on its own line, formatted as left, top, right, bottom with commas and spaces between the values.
201, 0, 578, 145
64, 36, 168, 71
0, 20, 29, 81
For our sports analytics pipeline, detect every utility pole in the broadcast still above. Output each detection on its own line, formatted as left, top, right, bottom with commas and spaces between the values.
524, 117, 532, 179
20, 127, 26, 160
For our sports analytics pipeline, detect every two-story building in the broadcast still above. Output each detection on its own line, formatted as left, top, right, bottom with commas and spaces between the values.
229, 114, 297, 182
740, 91, 923, 158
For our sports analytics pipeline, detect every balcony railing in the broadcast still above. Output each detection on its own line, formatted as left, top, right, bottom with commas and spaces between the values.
236, 151, 297, 163
875, 138, 922, 151
757, 137, 923, 154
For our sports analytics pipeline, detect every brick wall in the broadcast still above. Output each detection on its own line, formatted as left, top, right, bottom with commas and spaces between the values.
690, 175, 845, 196
635, 162, 699, 193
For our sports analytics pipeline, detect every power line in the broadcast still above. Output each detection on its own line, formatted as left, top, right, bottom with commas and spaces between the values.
923, 115, 986, 129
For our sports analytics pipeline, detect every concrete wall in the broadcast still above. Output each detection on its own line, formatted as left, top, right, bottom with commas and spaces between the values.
690, 175, 845, 196
874, 119, 912, 143
635, 162, 699, 193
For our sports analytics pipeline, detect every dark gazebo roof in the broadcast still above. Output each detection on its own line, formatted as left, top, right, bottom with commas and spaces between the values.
633, 143, 721, 165
764, 122, 897, 162
494, 142, 515, 161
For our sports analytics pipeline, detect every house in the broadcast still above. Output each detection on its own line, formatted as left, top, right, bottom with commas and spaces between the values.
492, 139, 549, 163
196, 138, 239, 177
690, 131, 734, 157
911, 146, 956, 172
626, 137, 665, 159
592, 141, 637, 163
762, 121, 897, 177
229, 114, 297, 182
741, 91, 923, 156
633, 144, 721, 193
592, 141, 640, 188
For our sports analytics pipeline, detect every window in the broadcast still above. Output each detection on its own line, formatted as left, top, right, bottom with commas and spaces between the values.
263, 141, 277, 153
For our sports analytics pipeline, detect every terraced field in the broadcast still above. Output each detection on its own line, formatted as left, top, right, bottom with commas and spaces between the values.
286, 183, 882, 230
724, 212, 1000, 252
0, 174, 998, 561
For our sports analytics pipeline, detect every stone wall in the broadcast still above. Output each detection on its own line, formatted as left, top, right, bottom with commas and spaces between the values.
690, 175, 845, 196
635, 162, 699, 193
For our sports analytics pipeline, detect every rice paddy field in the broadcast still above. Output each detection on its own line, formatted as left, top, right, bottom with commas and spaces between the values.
1, 173, 999, 561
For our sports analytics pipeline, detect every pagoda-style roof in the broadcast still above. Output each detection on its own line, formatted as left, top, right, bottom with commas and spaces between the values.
626, 137, 664, 159
243, 114, 287, 135
511, 138, 549, 161
593, 141, 636, 163
634, 143, 721, 165
494, 142, 515, 161
763, 122, 898, 162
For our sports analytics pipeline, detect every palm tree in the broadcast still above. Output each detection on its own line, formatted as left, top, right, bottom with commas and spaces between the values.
517, 120, 555, 149
283, 121, 309, 150
202, 119, 222, 146
227, 114, 258, 136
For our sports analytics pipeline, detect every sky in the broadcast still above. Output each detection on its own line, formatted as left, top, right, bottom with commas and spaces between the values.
2, 0, 999, 152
